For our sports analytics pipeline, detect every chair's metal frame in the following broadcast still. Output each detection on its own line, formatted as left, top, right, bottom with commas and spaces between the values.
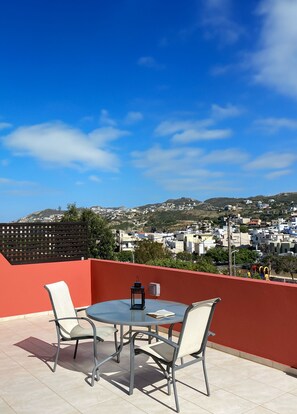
44, 284, 118, 385
129, 297, 221, 413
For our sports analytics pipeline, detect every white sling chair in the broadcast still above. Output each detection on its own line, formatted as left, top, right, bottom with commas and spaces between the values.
129, 297, 221, 412
45, 281, 118, 384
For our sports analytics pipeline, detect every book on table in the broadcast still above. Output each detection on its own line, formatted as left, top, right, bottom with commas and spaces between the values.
146, 309, 175, 319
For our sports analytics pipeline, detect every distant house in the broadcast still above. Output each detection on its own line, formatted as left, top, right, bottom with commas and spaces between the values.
248, 218, 261, 227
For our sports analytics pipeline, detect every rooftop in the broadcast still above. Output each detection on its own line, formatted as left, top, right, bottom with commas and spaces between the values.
1, 312, 297, 414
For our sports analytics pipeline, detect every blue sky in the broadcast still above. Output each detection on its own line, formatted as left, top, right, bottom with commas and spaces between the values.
0, 0, 296, 222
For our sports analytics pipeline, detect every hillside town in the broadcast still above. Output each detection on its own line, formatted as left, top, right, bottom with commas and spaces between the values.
16, 194, 297, 259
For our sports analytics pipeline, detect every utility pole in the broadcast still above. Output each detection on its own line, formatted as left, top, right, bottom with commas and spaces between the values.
228, 216, 232, 276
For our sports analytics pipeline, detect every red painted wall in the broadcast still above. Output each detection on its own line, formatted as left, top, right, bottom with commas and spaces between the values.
91, 259, 297, 369
0, 254, 91, 317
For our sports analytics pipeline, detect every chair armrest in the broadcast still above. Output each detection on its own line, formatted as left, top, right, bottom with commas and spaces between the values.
75, 307, 87, 315
131, 330, 179, 349
49, 316, 97, 339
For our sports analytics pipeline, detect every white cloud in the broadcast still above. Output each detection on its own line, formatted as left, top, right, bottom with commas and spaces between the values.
265, 169, 292, 180
3, 122, 123, 171
201, 0, 244, 45
155, 118, 231, 143
132, 145, 203, 175
124, 111, 143, 125
155, 119, 213, 136
253, 117, 297, 133
0, 177, 35, 186
131, 145, 247, 194
89, 175, 102, 183
211, 104, 243, 119
172, 128, 232, 143
99, 109, 117, 126
200, 149, 249, 165
252, 0, 297, 99
0, 122, 12, 130
89, 126, 130, 146
245, 152, 297, 170
137, 56, 165, 70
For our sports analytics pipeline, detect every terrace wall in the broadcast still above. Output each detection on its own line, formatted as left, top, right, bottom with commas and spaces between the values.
0, 254, 91, 318
91, 259, 297, 369
1, 253, 296, 370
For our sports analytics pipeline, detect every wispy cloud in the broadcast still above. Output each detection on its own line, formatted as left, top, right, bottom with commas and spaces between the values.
0, 177, 35, 186
124, 111, 143, 125
0, 122, 13, 130
137, 56, 165, 70
200, 149, 249, 165
89, 126, 130, 146
253, 117, 297, 133
155, 118, 232, 143
131, 145, 248, 193
245, 151, 297, 170
3, 122, 126, 172
251, 0, 297, 99
211, 103, 243, 119
265, 169, 292, 180
155, 120, 213, 136
99, 109, 117, 126
172, 128, 232, 143
89, 175, 102, 183
201, 0, 244, 45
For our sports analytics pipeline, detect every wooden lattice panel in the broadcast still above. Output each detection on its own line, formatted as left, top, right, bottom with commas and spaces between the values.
0, 222, 88, 264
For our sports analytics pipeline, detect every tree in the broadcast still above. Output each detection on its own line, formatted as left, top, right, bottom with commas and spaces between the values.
61, 204, 115, 259
134, 239, 172, 264
205, 247, 228, 264
176, 251, 193, 261
146, 257, 219, 274
115, 250, 134, 262
269, 255, 297, 281
235, 248, 260, 264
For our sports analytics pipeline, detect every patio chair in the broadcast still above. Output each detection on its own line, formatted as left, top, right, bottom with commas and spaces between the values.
44, 281, 118, 382
129, 297, 221, 413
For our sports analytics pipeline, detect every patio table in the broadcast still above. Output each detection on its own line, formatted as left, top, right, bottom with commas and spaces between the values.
86, 298, 187, 385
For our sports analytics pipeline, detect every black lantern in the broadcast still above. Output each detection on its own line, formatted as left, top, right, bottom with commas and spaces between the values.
130, 281, 145, 310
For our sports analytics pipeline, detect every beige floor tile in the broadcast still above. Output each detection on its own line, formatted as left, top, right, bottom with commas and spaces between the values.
225, 378, 285, 404
56, 383, 119, 411
10, 396, 80, 414
81, 396, 146, 414
0, 397, 15, 414
192, 389, 257, 414
250, 368, 297, 391
262, 393, 297, 414
245, 408, 277, 414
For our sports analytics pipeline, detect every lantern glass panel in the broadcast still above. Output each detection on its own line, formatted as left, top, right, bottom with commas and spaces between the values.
130, 282, 145, 310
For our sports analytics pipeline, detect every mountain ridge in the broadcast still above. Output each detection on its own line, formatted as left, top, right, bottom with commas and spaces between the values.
16, 192, 297, 226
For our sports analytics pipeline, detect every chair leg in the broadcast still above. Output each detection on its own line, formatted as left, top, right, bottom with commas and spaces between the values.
171, 367, 180, 413
202, 356, 210, 396
53, 331, 61, 372
73, 339, 79, 359
166, 366, 171, 395
129, 340, 135, 395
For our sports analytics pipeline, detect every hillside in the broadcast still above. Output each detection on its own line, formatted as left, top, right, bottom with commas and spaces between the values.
16, 192, 297, 231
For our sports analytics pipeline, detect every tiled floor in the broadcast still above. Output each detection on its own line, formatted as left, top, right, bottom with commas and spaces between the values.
0, 313, 296, 413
